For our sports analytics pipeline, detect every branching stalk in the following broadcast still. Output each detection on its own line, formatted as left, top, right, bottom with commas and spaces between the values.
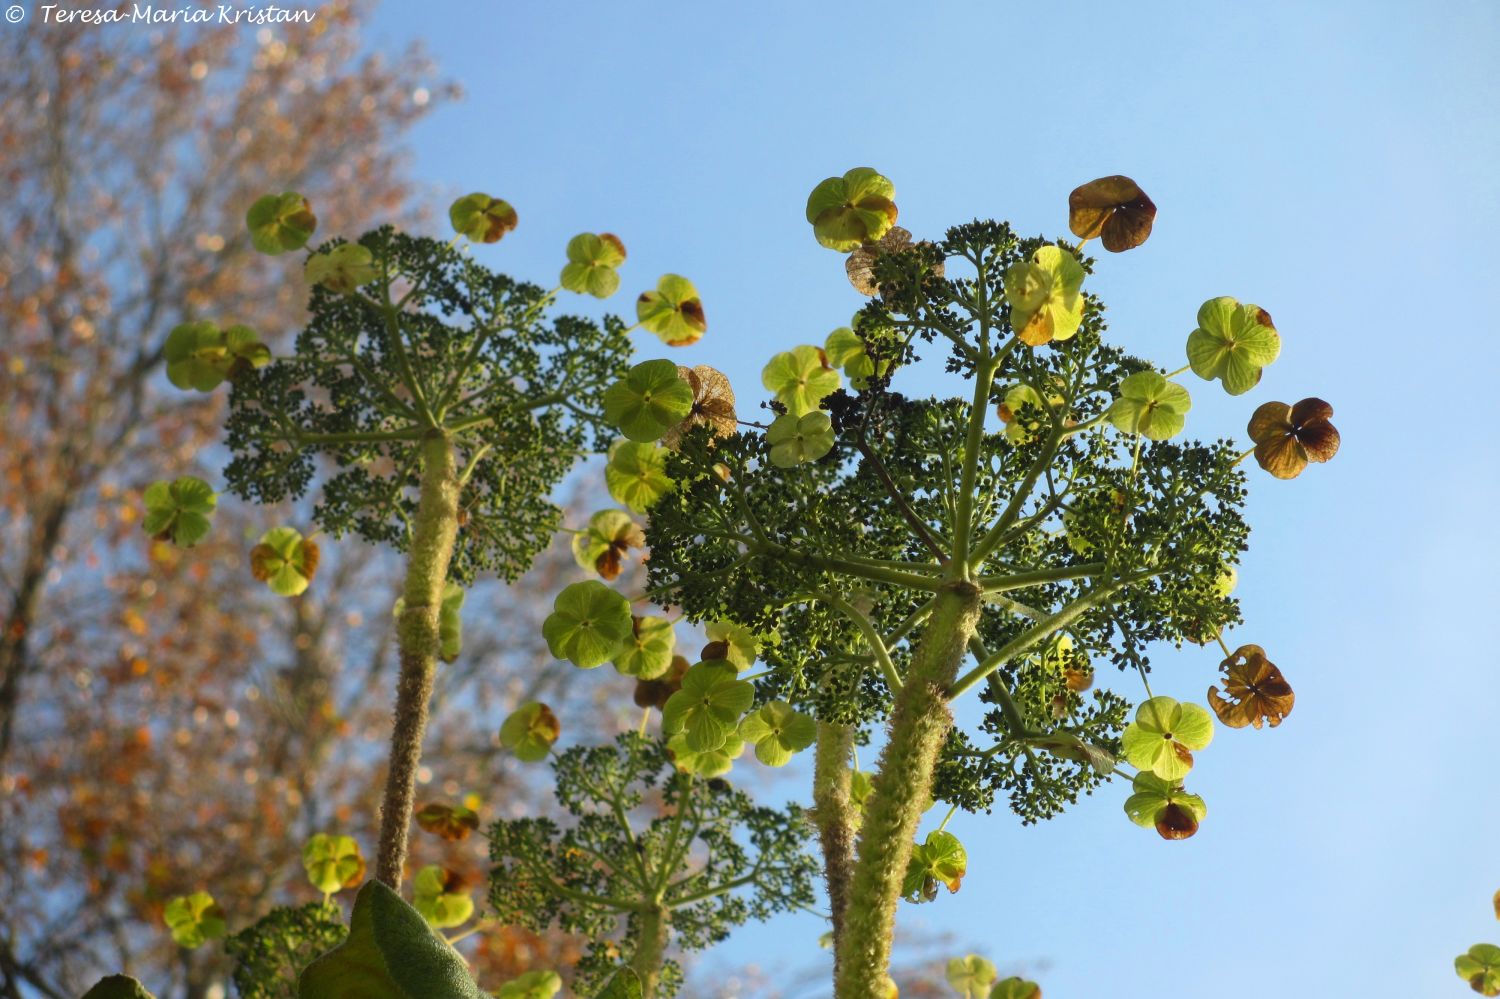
811, 721, 857, 975
374, 432, 462, 887
834, 582, 981, 997
629, 905, 669, 999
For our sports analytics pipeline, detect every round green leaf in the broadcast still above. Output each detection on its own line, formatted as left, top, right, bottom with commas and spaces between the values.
570, 510, 645, 579
661, 661, 755, 753
805, 167, 898, 251
496, 970, 563, 999
612, 615, 677, 679
947, 955, 999, 999
1122, 770, 1207, 839
1186, 296, 1281, 395
448, 192, 517, 244
998, 382, 1065, 445
704, 620, 764, 671
246, 191, 316, 254
164, 321, 269, 391
824, 326, 865, 369
605, 440, 674, 513
163, 891, 226, 949
666, 729, 745, 778
902, 829, 967, 901
142, 476, 217, 547
990, 977, 1041, 999
542, 580, 633, 668
762, 345, 841, 417
1106, 370, 1192, 440
766, 411, 836, 467
636, 274, 706, 346
250, 526, 319, 597
223, 324, 271, 371
1121, 696, 1215, 780
1457, 944, 1500, 997
826, 324, 888, 389
738, 700, 817, 767
411, 866, 474, 930
305, 242, 379, 294
499, 701, 561, 762
415, 802, 481, 841
1003, 246, 1084, 346
561, 232, 626, 299
302, 833, 365, 895
163, 321, 228, 391
603, 359, 695, 442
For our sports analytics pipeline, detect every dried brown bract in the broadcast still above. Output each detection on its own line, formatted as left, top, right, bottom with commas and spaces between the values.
1208, 644, 1294, 729
1067, 175, 1157, 252
1247, 397, 1340, 479
662, 366, 737, 449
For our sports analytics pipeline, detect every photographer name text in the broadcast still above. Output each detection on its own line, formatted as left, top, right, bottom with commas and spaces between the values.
37, 4, 315, 25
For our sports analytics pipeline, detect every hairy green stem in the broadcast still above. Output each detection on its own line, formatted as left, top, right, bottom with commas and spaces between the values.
834, 582, 982, 997
374, 433, 461, 887
812, 721, 857, 978
629, 905, 669, 999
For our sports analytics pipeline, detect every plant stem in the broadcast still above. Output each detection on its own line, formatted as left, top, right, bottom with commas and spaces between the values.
834, 581, 981, 997
811, 720, 857, 974
374, 432, 461, 888
629, 904, 669, 999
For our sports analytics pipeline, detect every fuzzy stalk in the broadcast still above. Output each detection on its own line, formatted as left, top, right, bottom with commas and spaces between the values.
374, 432, 461, 887
833, 581, 982, 997
811, 719, 857, 972
629, 904, 669, 999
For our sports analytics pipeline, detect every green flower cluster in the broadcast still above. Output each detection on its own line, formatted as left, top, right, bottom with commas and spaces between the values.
223, 227, 632, 584
488, 735, 818, 997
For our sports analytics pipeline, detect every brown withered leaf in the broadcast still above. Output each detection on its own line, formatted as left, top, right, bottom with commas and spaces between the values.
248, 544, 276, 582
1247, 397, 1340, 480
846, 226, 909, 296
298, 538, 321, 580
1208, 644, 1294, 729
1155, 801, 1200, 840
662, 366, 736, 449
1063, 664, 1093, 692
432, 866, 468, 893
846, 226, 947, 297
1492, 887, 1499, 921
593, 519, 645, 581
251, 537, 321, 583
1068, 175, 1157, 252
700, 640, 730, 661
633, 655, 691, 709
415, 802, 480, 842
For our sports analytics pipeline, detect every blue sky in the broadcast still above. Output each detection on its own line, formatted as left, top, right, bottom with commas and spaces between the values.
366, 2, 1500, 995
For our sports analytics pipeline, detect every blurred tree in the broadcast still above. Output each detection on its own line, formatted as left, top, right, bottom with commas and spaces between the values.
0, 4, 606, 996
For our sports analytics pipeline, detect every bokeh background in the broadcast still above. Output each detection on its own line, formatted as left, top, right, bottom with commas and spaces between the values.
3, 1, 1497, 996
